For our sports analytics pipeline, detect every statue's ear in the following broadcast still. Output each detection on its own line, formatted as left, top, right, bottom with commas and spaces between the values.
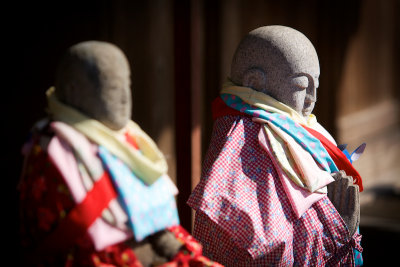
242, 67, 267, 91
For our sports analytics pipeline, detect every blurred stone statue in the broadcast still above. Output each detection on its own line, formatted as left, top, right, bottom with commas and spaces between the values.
188, 25, 364, 266
18, 41, 222, 267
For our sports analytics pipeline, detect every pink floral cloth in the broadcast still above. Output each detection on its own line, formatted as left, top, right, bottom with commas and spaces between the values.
188, 115, 358, 266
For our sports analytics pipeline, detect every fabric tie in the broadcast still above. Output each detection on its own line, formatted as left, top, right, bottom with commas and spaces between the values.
351, 232, 363, 253
159, 226, 224, 267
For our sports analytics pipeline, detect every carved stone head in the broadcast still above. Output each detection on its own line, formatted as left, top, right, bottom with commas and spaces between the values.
230, 25, 320, 117
55, 41, 132, 130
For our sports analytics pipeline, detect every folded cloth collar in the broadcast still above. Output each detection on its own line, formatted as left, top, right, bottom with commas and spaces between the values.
221, 80, 317, 127
217, 82, 363, 192
46, 87, 167, 185
218, 87, 338, 175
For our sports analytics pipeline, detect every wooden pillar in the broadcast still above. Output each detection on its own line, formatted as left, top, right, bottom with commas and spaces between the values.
173, 0, 194, 232
190, 0, 205, 229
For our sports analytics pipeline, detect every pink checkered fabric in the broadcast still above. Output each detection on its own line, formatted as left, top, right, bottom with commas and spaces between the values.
187, 116, 357, 266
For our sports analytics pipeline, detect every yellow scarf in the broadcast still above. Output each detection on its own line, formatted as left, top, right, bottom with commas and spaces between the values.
46, 87, 167, 185
221, 80, 317, 127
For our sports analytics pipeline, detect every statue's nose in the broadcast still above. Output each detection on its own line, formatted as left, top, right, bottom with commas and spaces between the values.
306, 78, 317, 100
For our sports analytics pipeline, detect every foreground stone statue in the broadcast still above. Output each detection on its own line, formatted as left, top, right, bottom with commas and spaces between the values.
188, 25, 364, 266
18, 41, 222, 267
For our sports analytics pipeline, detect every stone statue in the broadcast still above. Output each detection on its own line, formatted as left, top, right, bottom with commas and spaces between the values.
188, 25, 364, 266
18, 41, 221, 267
54, 41, 132, 131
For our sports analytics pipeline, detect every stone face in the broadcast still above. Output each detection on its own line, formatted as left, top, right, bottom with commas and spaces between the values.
230, 25, 320, 117
55, 41, 132, 130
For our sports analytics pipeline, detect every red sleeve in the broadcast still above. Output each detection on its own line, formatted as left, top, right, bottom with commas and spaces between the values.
212, 96, 251, 121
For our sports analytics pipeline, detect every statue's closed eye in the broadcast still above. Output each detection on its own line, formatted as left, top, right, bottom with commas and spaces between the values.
291, 76, 309, 90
